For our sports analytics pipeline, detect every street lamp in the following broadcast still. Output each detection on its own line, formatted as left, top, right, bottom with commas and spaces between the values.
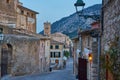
88, 53, 93, 63
74, 0, 85, 15
0, 28, 4, 44
74, 0, 85, 57
74, 0, 101, 80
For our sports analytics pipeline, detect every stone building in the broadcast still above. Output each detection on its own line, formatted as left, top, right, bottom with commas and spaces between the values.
72, 21, 100, 80
16, 5, 38, 33
0, 25, 40, 77
101, 0, 120, 80
0, 0, 50, 78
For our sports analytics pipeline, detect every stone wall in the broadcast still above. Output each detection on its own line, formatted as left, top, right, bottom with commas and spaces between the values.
102, 0, 120, 51
16, 6, 37, 33
101, 0, 120, 80
44, 40, 50, 72
0, 0, 17, 25
38, 40, 45, 73
0, 35, 40, 76
72, 38, 79, 75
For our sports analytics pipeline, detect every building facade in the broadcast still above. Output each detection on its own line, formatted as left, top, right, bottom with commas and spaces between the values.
50, 40, 64, 69
101, 0, 120, 80
16, 4, 38, 33
72, 36, 80, 76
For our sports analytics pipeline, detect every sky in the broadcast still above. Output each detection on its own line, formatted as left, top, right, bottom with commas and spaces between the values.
20, 0, 102, 33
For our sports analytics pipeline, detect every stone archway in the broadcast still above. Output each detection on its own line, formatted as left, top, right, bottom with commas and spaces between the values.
1, 44, 12, 77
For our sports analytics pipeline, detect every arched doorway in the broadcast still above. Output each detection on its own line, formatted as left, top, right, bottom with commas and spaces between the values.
1, 44, 12, 77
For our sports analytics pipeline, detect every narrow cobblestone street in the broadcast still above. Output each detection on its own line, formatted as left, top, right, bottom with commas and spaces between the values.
6, 58, 76, 80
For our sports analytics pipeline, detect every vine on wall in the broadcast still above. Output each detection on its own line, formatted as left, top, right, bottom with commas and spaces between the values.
101, 36, 120, 80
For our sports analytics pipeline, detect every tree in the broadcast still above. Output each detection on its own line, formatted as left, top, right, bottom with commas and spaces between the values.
64, 51, 70, 58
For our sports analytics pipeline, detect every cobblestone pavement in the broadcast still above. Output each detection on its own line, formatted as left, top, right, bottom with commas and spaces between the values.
3, 58, 76, 80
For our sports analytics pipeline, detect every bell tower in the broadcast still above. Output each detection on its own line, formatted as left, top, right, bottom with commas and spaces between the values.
44, 22, 51, 36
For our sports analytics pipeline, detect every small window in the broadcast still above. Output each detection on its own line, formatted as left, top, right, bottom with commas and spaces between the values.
21, 10, 24, 15
50, 52, 52, 57
64, 45, 65, 48
54, 52, 55, 57
6, 0, 10, 3
27, 12, 30, 16
31, 13, 34, 18
45, 27, 48, 29
50, 52, 55, 58
55, 52, 61, 58
0, 28, 3, 34
50, 45, 53, 49
87, 37, 90, 46
55, 45, 59, 49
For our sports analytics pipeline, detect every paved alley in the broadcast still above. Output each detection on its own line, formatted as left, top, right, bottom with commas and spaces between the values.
2, 58, 76, 80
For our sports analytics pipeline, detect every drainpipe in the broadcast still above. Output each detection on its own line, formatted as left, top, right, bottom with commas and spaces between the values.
97, 34, 101, 80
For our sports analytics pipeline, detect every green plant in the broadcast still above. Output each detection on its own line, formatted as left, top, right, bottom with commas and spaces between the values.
101, 36, 120, 80
64, 51, 70, 58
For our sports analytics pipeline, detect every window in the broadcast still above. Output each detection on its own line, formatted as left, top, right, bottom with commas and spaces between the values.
55, 45, 59, 49
50, 45, 53, 49
27, 12, 30, 16
6, 0, 10, 3
31, 13, 34, 18
50, 52, 55, 58
50, 52, 52, 57
0, 28, 3, 34
87, 36, 90, 46
64, 45, 65, 48
21, 10, 24, 15
55, 52, 61, 58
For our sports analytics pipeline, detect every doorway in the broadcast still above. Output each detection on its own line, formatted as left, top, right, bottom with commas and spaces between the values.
1, 44, 12, 77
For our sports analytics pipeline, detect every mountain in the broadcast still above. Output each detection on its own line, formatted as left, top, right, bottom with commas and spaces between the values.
40, 4, 102, 38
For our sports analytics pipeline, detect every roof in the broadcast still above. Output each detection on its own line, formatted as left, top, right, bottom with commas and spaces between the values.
91, 21, 100, 25
78, 28, 100, 35
71, 36, 79, 40
18, 5, 39, 14
50, 39, 64, 45
51, 32, 67, 37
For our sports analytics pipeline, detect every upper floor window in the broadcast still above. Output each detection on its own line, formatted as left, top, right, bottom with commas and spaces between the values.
50, 45, 53, 49
55, 52, 61, 58
87, 36, 90, 46
31, 13, 34, 18
6, 0, 10, 3
21, 10, 24, 15
27, 12, 30, 16
0, 28, 3, 34
55, 45, 59, 49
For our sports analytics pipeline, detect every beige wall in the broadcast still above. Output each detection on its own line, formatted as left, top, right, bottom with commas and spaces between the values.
50, 44, 64, 69
44, 39, 50, 72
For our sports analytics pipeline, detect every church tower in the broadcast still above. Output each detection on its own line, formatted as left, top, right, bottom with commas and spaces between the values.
44, 22, 51, 36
